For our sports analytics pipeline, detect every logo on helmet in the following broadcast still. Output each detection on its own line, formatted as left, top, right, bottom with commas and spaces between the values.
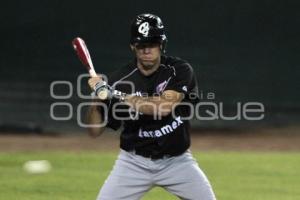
138, 22, 150, 37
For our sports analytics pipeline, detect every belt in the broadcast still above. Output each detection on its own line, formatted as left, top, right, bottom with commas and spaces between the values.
132, 149, 177, 160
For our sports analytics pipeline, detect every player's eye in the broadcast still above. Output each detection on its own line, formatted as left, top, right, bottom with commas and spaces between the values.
135, 44, 147, 49
135, 43, 159, 49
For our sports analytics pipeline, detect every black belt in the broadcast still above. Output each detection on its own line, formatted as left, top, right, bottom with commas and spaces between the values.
134, 150, 172, 160
132, 149, 186, 160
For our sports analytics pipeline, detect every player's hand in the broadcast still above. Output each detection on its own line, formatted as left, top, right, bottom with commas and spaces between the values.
88, 76, 113, 100
88, 76, 103, 91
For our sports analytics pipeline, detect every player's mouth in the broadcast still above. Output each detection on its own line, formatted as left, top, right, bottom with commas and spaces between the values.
141, 59, 153, 62
140, 56, 154, 61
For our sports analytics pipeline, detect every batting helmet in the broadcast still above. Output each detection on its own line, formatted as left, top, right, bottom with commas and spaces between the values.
130, 13, 167, 52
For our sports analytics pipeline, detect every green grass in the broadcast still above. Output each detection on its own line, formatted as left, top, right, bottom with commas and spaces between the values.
0, 151, 299, 200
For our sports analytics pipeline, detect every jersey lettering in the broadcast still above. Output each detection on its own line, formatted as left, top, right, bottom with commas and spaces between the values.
138, 116, 183, 138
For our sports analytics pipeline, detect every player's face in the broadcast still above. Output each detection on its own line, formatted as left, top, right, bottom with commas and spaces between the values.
133, 43, 161, 70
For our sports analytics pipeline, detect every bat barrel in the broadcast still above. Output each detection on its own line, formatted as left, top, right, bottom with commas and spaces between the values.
72, 37, 97, 77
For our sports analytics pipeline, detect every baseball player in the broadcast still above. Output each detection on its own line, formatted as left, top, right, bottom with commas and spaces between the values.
87, 13, 216, 200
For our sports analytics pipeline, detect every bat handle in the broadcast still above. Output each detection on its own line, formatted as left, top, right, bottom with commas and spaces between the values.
97, 89, 111, 100
94, 81, 112, 100
94, 81, 128, 101
89, 69, 98, 77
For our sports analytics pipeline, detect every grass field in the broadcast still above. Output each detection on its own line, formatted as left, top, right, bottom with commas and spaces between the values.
0, 151, 299, 200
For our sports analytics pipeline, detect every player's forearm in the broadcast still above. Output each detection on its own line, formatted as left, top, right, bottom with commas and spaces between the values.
124, 95, 175, 116
86, 104, 106, 137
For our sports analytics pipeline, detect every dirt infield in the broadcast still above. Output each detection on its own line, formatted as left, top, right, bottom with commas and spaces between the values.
0, 126, 299, 152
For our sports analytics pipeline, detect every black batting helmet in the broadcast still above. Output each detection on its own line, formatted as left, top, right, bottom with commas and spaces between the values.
130, 13, 167, 52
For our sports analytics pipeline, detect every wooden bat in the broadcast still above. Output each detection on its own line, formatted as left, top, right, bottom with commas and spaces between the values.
72, 37, 97, 77
72, 37, 110, 100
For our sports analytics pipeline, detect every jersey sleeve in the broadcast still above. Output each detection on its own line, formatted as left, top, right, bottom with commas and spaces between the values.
105, 99, 122, 130
95, 99, 121, 131
164, 63, 200, 104
96, 70, 123, 131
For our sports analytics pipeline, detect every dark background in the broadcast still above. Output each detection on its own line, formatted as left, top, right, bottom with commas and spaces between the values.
0, 0, 299, 133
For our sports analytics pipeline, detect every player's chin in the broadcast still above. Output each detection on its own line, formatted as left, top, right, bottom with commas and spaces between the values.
141, 60, 155, 69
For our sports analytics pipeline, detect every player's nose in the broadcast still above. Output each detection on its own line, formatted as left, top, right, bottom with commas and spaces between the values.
143, 47, 151, 54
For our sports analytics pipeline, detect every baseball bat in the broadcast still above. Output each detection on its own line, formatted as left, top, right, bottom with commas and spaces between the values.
72, 37, 97, 77
72, 37, 109, 99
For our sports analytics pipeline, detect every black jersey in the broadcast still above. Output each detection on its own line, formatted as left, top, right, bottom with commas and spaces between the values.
104, 55, 199, 159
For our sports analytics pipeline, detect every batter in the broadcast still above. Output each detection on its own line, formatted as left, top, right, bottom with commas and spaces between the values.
87, 13, 216, 200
